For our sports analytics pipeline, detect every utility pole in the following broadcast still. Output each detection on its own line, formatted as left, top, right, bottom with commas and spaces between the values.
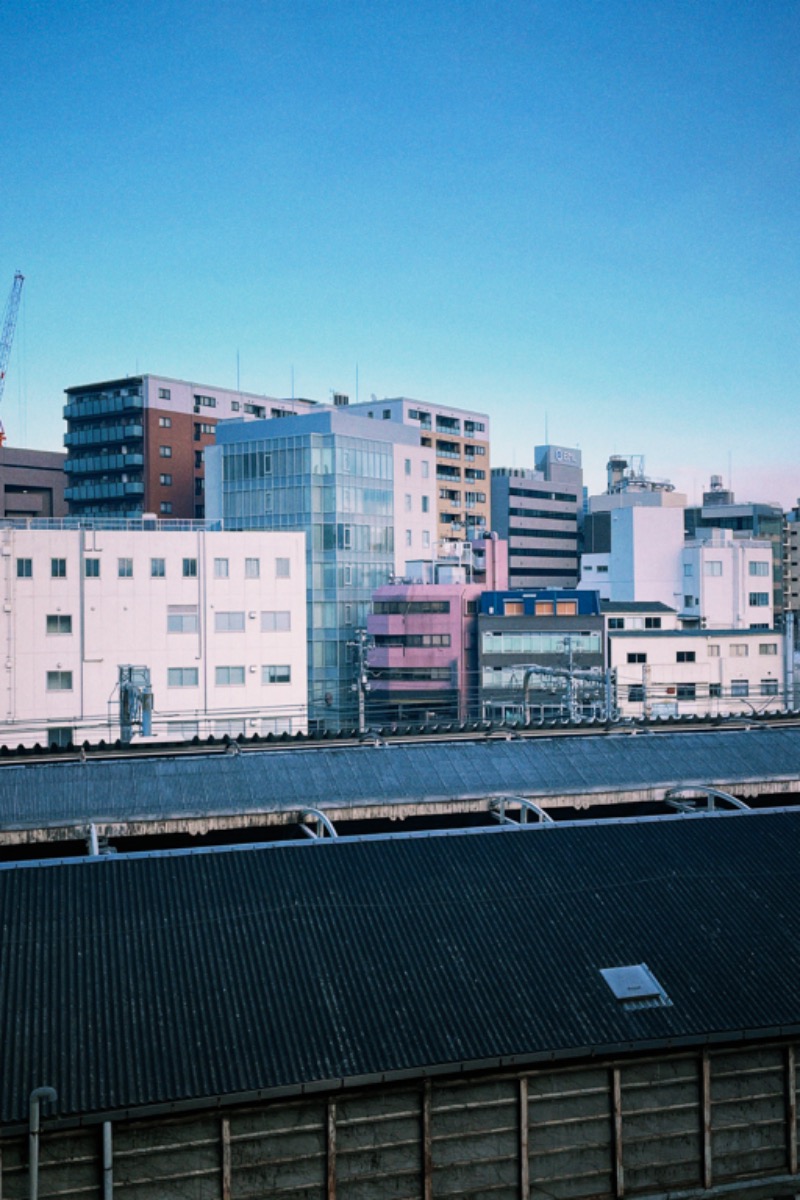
347, 629, 373, 734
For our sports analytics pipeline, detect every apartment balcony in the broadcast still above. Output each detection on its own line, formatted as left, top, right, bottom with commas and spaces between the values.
435, 417, 461, 434
65, 480, 146, 503
436, 467, 461, 482
65, 452, 145, 475
64, 423, 144, 448
64, 394, 144, 422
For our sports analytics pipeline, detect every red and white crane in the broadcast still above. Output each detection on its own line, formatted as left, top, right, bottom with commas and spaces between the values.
0, 271, 25, 446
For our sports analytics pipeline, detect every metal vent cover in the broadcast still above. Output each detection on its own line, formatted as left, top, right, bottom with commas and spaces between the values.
600, 963, 672, 1011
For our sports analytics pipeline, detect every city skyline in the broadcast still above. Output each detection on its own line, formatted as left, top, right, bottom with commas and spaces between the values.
2, 0, 798, 506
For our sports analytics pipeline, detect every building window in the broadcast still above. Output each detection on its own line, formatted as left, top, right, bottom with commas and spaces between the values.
46, 614, 72, 634
597, 565, 608, 574
608, 618, 624, 630
676, 651, 696, 663
731, 679, 749, 696
404, 493, 412, 512
215, 611, 245, 632
683, 595, 695, 607
47, 726, 74, 748
84, 558, 100, 578
749, 592, 769, 607
405, 458, 411, 476
405, 529, 412, 547
183, 558, 198, 578
46, 670, 73, 691
159, 445, 172, 458
245, 558, 260, 579
421, 460, 430, 479
194, 394, 217, 408
231, 400, 240, 412
627, 653, 646, 664
216, 666, 245, 686
159, 473, 172, 486
16, 558, 32, 578
151, 558, 166, 578
160, 502, 173, 514
730, 644, 749, 657
709, 683, 722, 698
118, 558, 133, 578
275, 557, 290, 579
168, 667, 198, 687
158, 416, 172, 427
708, 645, 720, 657
749, 561, 769, 576
195, 478, 204, 496
759, 643, 778, 655
761, 678, 779, 695
505, 601, 525, 616
51, 558, 66, 579
158, 387, 171, 400
704, 561, 723, 576
167, 606, 198, 633
422, 495, 429, 513
628, 685, 644, 702
262, 664, 291, 684
214, 557, 229, 578
644, 617, 661, 629
422, 530, 431, 548
195, 450, 204, 468
261, 611, 291, 631
676, 683, 696, 700
683, 563, 693, 576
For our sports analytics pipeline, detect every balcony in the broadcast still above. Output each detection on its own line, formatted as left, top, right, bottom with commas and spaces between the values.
65, 481, 145, 503
65, 452, 144, 475
64, 394, 144, 422
64, 423, 143, 448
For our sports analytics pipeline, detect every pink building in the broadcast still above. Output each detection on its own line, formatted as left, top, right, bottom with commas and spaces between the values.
366, 536, 508, 724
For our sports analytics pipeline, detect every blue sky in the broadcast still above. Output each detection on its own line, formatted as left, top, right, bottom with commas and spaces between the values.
2, 0, 798, 503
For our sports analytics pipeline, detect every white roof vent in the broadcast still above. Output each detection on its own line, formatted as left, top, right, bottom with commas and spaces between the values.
600, 963, 672, 1011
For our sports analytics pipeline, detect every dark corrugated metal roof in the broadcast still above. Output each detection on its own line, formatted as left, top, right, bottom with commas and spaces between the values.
0, 727, 797, 831
2, 809, 800, 1128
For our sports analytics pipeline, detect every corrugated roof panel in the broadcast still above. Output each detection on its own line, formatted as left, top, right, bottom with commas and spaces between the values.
0, 728, 798, 831
3, 810, 800, 1127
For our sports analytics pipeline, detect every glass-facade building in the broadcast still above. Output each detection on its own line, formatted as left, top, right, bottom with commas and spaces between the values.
208, 411, 424, 727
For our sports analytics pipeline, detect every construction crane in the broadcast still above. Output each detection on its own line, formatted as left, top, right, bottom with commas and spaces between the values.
0, 271, 25, 446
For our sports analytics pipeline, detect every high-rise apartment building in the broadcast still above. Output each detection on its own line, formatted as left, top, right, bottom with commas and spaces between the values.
345, 396, 491, 541
491, 446, 582, 588
206, 408, 436, 727
63, 374, 317, 520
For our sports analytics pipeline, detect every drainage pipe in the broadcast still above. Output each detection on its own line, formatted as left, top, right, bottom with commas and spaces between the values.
29, 1086, 57, 1200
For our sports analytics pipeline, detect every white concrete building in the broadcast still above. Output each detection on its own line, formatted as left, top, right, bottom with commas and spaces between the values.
580, 505, 686, 608
582, 512, 775, 631
610, 628, 787, 719
0, 520, 307, 748
680, 530, 774, 630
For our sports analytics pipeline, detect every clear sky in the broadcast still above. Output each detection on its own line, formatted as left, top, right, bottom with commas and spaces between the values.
2, 0, 798, 504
